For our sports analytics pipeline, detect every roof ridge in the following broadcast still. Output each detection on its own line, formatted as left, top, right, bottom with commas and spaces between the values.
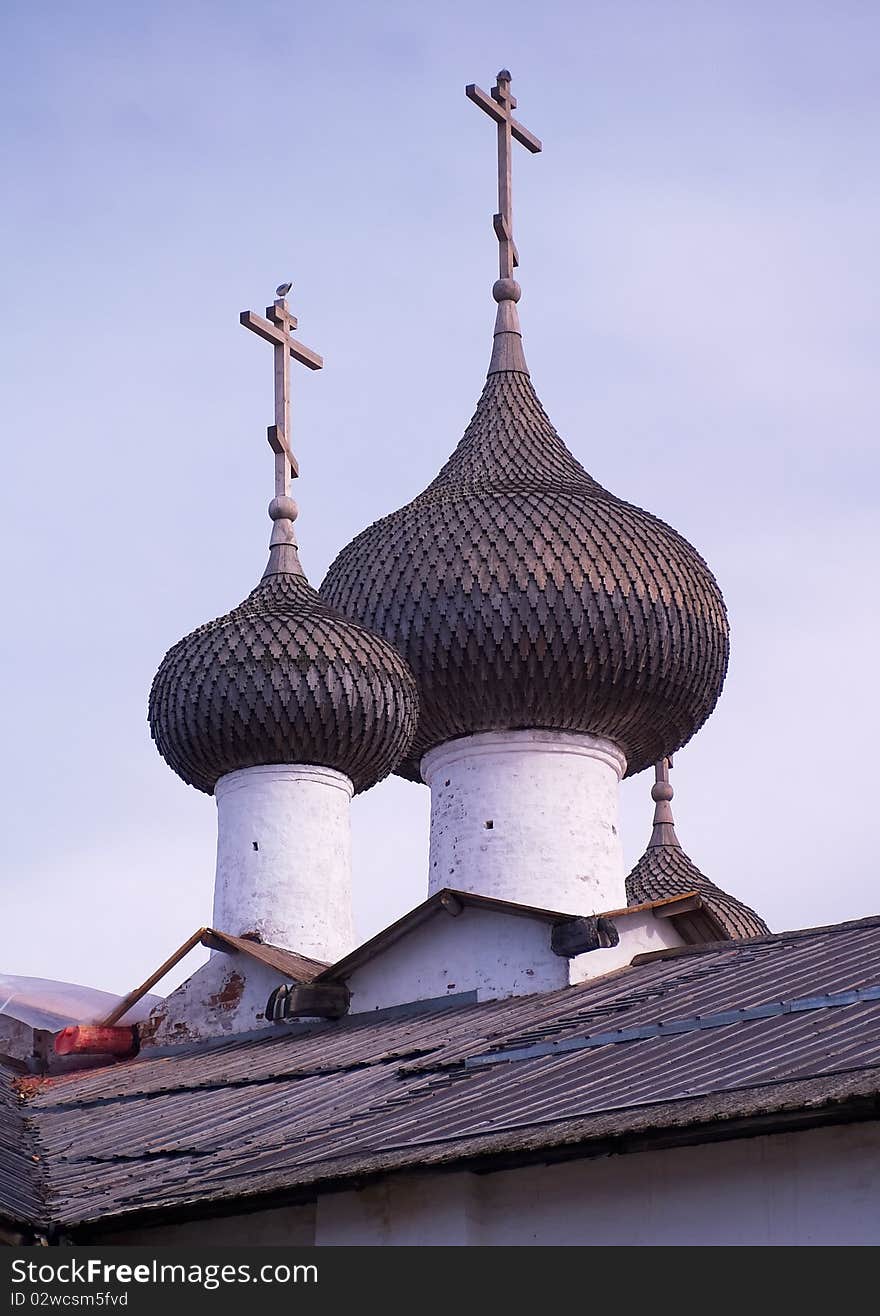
631, 910, 880, 966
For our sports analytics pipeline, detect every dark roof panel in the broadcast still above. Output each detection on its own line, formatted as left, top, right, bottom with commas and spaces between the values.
17, 915, 880, 1229
0, 1060, 43, 1227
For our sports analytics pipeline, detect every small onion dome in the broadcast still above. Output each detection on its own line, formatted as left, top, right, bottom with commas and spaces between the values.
149, 537, 418, 796
626, 761, 769, 940
321, 283, 729, 780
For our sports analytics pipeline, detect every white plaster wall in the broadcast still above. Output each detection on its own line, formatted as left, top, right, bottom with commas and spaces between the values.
316, 1121, 880, 1246
422, 731, 627, 914
98, 1203, 315, 1246
141, 953, 285, 1047
569, 910, 684, 983
316, 1174, 479, 1246
213, 764, 354, 963
345, 906, 570, 1014
343, 907, 684, 1014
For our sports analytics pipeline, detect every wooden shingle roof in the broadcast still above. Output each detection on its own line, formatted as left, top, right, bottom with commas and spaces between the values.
322, 362, 729, 780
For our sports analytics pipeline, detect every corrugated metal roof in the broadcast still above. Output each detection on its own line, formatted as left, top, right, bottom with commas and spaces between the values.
11, 914, 880, 1230
0, 1060, 42, 1226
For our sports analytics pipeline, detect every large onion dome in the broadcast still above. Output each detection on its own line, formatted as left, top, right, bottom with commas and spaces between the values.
627, 760, 769, 939
150, 501, 418, 796
321, 279, 729, 781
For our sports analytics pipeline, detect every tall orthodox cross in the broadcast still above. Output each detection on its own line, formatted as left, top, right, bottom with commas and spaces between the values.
466, 70, 542, 280
240, 286, 323, 499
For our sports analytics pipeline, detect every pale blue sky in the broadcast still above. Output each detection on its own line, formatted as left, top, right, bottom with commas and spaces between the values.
2, 1, 878, 995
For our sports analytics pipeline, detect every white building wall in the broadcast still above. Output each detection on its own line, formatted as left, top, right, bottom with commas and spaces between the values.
421, 731, 627, 914
316, 1173, 480, 1246
141, 953, 285, 1047
345, 907, 571, 1014
99, 1203, 315, 1247
212, 764, 354, 962
568, 909, 683, 982
315, 1122, 880, 1246
92, 1122, 880, 1245
343, 907, 684, 1015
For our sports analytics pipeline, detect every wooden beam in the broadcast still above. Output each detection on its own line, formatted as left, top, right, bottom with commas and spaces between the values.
242, 310, 322, 368
465, 83, 542, 152
492, 214, 519, 267
551, 916, 620, 958
99, 927, 208, 1026
267, 425, 300, 475
510, 118, 542, 153
267, 304, 298, 329
287, 340, 324, 371
654, 894, 702, 918
239, 309, 285, 346
466, 83, 506, 124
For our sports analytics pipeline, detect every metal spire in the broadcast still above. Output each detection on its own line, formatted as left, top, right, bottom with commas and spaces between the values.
240, 285, 324, 578
466, 70, 542, 375
648, 757, 681, 849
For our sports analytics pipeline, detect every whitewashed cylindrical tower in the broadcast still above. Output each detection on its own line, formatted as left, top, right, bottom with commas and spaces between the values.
149, 288, 418, 962
321, 71, 730, 919
211, 764, 354, 961
422, 731, 626, 913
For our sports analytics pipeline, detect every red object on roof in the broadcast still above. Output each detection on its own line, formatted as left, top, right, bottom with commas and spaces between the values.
54, 1026, 136, 1058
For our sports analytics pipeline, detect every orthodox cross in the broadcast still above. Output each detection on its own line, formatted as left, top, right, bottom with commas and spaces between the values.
240, 286, 323, 498
466, 70, 542, 280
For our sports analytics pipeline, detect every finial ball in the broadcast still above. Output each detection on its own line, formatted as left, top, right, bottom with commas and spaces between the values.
496, 69, 512, 81
493, 278, 521, 304
269, 495, 298, 523
651, 781, 674, 803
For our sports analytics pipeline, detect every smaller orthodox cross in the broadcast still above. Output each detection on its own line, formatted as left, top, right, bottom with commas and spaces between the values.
240, 285, 323, 498
466, 70, 542, 280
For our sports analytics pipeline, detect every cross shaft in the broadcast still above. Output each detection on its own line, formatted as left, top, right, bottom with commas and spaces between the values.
466, 70, 542, 280
240, 294, 323, 498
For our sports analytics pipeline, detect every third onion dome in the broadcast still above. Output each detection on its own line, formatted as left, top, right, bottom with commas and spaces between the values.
627, 760, 769, 939
320, 71, 729, 781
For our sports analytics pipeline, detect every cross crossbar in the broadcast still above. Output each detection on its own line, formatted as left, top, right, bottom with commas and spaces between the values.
465, 83, 542, 153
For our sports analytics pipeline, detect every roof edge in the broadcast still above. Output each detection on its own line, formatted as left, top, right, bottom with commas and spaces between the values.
316, 889, 707, 983
65, 1065, 880, 1238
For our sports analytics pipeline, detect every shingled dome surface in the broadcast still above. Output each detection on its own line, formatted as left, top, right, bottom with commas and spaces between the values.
149, 571, 418, 795
321, 368, 729, 780
627, 840, 769, 941
626, 763, 769, 941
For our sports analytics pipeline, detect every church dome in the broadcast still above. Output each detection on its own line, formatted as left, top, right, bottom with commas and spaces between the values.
151, 286, 419, 798
321, 289, 729, 781
626, 761, 769, 939
149, 565, 418, 796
